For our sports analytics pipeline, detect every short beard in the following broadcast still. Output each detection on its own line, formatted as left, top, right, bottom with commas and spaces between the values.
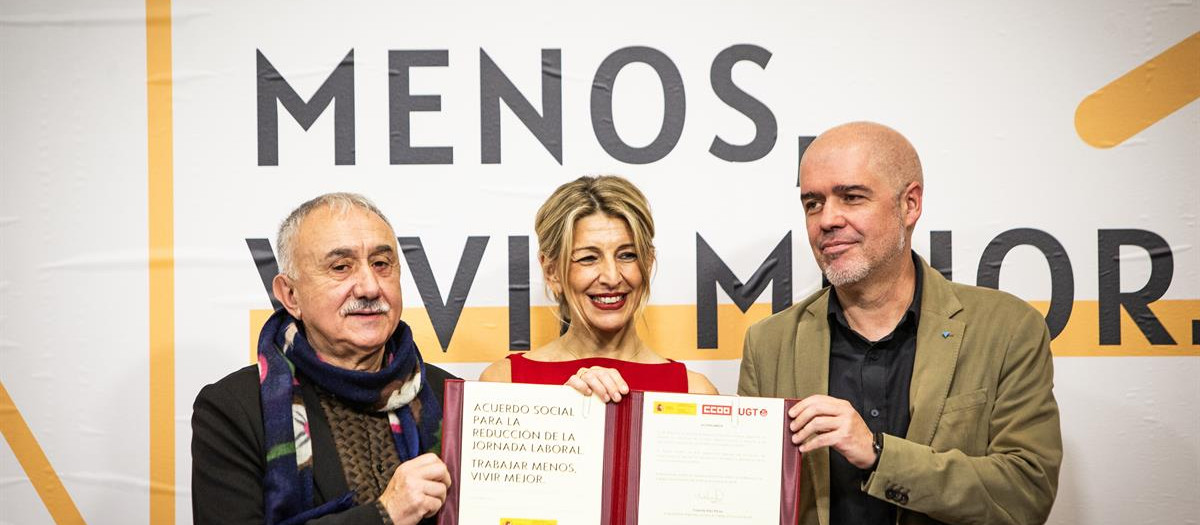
821, 217, 908, 288
824, 258, 871, 287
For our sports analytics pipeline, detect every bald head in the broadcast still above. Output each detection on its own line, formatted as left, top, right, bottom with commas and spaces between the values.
800, 121, 923, 196
797, 122, 925, 288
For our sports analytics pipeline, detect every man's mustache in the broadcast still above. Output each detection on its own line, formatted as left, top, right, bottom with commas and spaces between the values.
339, 299, 391, 316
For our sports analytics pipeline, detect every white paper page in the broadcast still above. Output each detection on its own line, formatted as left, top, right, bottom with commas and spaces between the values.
458, 382, 608, 525
636, 393, 785, 524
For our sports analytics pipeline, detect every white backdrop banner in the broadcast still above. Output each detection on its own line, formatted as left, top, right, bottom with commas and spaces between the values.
1, 0, 1197, 523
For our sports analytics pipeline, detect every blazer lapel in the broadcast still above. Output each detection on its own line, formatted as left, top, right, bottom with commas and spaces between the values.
796, 294, 832, 525
794, 294, 831, 398
906, 262, 965, 446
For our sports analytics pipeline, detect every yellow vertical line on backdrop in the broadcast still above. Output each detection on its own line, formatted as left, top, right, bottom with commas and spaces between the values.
146, 0, 175, 523
0, 381, 86, 523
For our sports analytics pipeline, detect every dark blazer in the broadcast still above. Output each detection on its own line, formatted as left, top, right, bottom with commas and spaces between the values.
192, 363, 456, 525
739, 257, 1062, 525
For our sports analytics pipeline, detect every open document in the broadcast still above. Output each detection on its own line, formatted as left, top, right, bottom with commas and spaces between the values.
439, 380, 799, 525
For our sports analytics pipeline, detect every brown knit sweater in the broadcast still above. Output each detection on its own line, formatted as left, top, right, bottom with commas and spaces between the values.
318, 390, 400, 523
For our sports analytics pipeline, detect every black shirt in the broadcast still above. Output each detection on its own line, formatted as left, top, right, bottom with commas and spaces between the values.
826, 252, 923, 525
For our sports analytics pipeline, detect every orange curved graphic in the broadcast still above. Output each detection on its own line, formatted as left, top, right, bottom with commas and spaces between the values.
1076, 32, 1200, 148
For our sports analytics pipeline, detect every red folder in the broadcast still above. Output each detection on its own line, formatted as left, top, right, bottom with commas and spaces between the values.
439, 380, 800, 525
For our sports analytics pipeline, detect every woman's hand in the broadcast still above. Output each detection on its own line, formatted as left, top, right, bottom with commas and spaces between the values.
564, 366, 630, 402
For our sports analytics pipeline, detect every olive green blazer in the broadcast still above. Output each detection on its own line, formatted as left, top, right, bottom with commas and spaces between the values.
739, 258, 1062, 525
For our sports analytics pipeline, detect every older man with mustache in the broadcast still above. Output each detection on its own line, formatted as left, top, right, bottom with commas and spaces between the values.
192, 193, 455, 525
739, 122, 1062, 525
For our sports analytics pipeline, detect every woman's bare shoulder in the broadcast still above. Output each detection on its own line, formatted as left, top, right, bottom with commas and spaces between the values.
686, 369, 719, 395
478, 357, 512, 382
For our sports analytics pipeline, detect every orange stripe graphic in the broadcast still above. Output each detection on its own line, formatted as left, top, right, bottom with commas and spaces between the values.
1028, 300, 1200, 357
0, 381, 85, 523
252, 300, 1198, 363
251, 304, 774, 364
1076, 32, 1200, 148
146, 0, 175, 523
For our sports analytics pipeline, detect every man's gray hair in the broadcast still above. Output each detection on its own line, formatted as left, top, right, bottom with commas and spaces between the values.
276, 192, 393, 278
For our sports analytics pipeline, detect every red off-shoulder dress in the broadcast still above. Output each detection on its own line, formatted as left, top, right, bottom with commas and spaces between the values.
506, 353, 689, 393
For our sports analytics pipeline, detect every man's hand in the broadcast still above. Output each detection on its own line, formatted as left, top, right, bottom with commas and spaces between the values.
564, 366, 630, 403
789, 395, 876, 469
378, 453, 452, 525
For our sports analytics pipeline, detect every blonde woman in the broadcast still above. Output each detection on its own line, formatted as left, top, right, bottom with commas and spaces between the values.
480, 175, 717, 400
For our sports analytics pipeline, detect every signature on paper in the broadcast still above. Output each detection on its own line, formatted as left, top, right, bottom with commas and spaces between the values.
695, 487, 725, 504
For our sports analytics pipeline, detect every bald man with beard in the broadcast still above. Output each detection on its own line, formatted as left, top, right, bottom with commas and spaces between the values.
739, 122, 1062, 525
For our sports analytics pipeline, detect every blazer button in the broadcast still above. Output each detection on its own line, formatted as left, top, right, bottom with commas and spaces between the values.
885, 489, 898, 501
899, 493, 909, 505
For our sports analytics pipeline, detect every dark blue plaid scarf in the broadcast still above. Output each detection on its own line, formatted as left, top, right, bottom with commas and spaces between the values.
257, 309, 442, 525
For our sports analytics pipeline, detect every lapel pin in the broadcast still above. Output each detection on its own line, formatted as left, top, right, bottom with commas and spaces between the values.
942, 331, 952, 338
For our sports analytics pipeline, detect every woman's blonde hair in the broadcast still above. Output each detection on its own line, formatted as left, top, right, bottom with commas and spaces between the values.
534, 175, 655, 327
